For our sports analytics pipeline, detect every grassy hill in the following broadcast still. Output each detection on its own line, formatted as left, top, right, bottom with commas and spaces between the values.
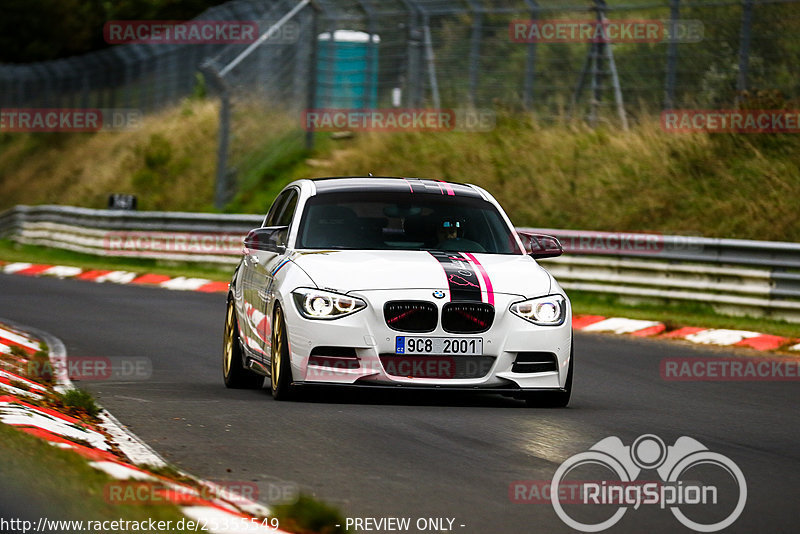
1, 99, 799, 242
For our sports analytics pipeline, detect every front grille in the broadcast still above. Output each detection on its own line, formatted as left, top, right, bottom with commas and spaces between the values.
380, 355, 495, 379
441, 302, 494, 334
512, 352, 558, 373
384, 301, 438, 332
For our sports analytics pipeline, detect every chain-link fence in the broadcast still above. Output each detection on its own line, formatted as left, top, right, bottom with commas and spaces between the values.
2, 0, 800, 207
0, 1, 292, 113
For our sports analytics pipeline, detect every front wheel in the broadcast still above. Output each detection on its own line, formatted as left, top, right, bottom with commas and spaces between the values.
270, 305, 295, 400
223, 298, 264, 389
524, 344, 573, 408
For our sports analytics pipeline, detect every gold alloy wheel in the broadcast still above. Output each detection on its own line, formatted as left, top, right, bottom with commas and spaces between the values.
223, 301, 234, 377
271, 307, 283, 391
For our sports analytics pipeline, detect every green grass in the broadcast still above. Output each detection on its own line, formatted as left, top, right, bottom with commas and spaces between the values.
271, 494, 349, 534
57, 388, 101, 418
2, 104, 799, 241
295, 114, 800, 242
0, 422, 194, 531
570, 290, 800, 340
0, 239, 233, 282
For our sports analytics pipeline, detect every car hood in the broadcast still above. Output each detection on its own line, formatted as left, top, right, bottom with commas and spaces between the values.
289, 249, 553, 297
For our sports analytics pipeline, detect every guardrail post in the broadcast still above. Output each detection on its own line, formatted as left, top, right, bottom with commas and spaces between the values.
737, 0, 754, 97
200, 63, 233, 210
664, 0, 680, 109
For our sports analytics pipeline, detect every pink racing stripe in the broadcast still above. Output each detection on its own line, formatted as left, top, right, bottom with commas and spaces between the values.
463, 252, 494, 306
402, 178, 415, 193
437, 180, 455, 196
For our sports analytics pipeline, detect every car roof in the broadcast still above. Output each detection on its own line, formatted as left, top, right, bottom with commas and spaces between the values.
308, 176, 485, 199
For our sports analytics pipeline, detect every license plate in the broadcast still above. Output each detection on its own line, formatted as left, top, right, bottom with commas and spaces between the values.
395, 337, 483, 355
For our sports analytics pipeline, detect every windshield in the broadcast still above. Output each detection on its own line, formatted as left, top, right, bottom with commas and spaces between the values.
297, 192, 523, 254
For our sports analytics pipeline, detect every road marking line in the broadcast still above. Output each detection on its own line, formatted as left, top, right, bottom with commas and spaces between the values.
734, 334, 792, 351
0, 327, 41, 351
2, 262, 33, 273
43, 265, 84, 278
94, 270, 138, 284
571, 315, 607, 329
88, 460, 157, 480
160, 277, 213, 291
685, 329, 762, 346
582, 317, 662, 334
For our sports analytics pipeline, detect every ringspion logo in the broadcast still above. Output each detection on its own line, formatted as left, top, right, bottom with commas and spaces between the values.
550, 435, 746, 532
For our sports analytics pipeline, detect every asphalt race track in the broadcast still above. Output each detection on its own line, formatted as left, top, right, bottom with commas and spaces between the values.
2, 272, 798, 534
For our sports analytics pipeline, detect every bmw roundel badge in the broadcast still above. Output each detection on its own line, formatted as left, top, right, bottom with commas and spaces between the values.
433, 290, 446, 299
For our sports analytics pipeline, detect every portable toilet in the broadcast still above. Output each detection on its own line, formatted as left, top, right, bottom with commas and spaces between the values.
316, 30, 380, 109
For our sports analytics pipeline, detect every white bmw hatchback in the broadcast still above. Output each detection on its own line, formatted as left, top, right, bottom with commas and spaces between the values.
223, 177, 573, 406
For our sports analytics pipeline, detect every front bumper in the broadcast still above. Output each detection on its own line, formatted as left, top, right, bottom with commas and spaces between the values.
282, 289, 572, 391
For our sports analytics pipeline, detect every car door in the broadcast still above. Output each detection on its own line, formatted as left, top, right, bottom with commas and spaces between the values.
241, 190, 293, 357
249, 188, 299, 360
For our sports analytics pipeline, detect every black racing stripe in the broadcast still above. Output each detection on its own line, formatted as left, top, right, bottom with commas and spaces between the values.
429, 251, 483, 302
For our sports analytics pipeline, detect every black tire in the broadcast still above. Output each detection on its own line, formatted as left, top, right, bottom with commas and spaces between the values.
524, 344, 573, 408
270, 305, 295, 400
223, 298, 264, 389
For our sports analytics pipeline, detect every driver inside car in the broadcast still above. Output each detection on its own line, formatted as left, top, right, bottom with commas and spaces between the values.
435, 217, 486, 252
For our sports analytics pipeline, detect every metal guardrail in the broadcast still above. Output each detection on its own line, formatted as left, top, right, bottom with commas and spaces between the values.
0, 205, 262, 264
1, 206, 799, 322
520, 228, 800, 322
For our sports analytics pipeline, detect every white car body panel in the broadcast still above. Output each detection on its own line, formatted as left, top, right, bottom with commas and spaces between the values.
230, 177, 572, 395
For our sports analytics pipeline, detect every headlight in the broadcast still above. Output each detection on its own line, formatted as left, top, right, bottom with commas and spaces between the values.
292, 288, 366, 320
510, 295, 567, 326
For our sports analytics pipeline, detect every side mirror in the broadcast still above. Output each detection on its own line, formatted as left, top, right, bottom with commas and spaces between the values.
518, 232, 563, 259
243, 226, 288, 254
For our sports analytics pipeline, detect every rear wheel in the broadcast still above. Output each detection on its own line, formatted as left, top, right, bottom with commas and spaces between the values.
270, 305, 295, 400
524, 344, 573, 408
223, 298, 264, 389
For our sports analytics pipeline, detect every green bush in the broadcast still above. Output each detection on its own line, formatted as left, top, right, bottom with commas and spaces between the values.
58, 388, 101, 418
272, 494, 348, 534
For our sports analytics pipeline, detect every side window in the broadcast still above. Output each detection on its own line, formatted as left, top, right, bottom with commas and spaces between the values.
264, 190, 291, 227
276, 190, 298, 227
